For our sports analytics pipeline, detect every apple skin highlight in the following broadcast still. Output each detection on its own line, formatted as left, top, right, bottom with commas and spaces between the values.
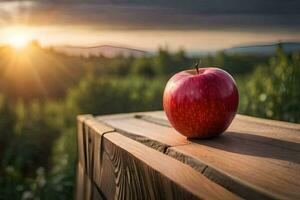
163, 67, 239, 138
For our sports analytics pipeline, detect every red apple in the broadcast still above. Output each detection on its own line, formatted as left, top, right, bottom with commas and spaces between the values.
163, 67, 239, 138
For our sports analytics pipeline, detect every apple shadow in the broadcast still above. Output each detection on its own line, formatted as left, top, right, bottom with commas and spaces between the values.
188, 131, 300, 164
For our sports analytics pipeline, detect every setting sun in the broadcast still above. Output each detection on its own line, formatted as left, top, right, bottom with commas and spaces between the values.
2, 26, 35, 49
9, 34, 30, 49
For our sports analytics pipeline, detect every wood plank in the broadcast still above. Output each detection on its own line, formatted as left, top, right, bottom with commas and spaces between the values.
75, 162, 93, 200
76, 117, 114, 200
77, 115, 93, 168
139, 111, 300, 131
75, 162, 85, 200
84, 118, 114, 188
229, 115, 300, 148
135, 113, 170, 127
100, 117, 189, 152
85, 118, 115, 134
139, 111, 300, 151
100, 111, 300, 199
167, 133, 300, 200
96, 112, 139, 121
137, 111, 168, 121
97, 132, 240, 200
236, 114, 300, 130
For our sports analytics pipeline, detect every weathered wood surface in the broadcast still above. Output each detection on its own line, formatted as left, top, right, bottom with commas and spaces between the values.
101, 132, 239, 200
77, 111, 300, 200
102, 117, 189, 152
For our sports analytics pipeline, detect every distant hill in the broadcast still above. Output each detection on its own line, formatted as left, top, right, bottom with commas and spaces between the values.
224, 42, 300, 55
54, 42, 300, 58
54, 45, 147, 58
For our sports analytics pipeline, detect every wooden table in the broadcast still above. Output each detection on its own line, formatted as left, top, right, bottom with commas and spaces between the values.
76, 111, 300, 200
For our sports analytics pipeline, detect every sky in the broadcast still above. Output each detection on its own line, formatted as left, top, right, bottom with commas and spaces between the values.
1, 1, 300, 51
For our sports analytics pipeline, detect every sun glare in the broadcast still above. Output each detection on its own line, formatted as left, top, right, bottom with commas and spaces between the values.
3, 26, 35, 50
9, 34, 30, 49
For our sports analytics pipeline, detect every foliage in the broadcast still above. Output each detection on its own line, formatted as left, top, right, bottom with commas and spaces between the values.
238, 47, 300, 122
200, 51, 269, 75
67, 75, 165, 115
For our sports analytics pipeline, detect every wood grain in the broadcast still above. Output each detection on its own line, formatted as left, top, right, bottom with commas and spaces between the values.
84, 118, 114, 189
75, 162, 93, 200
138, 110, 300, 150
229, 115, 300, 150
77, 115, 93, 170
96, 112, 139, 121
76, 116, 114, 200
75, 162, 85, 200
137, 111, 168, 121
134, 111, 300, 199
139, 110, 300, 131
167, 137, 300, 199
138, 112, 300, 150
101, 117, 189, 152
97, 132, 240, 200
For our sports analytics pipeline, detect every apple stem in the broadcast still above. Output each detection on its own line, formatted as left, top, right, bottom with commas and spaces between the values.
194, 62, 199, 74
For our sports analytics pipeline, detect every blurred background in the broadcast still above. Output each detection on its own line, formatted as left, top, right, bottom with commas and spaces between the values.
0, 1, 299, 199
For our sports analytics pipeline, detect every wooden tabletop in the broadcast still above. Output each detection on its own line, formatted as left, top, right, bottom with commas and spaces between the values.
77, 111, 300, 200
